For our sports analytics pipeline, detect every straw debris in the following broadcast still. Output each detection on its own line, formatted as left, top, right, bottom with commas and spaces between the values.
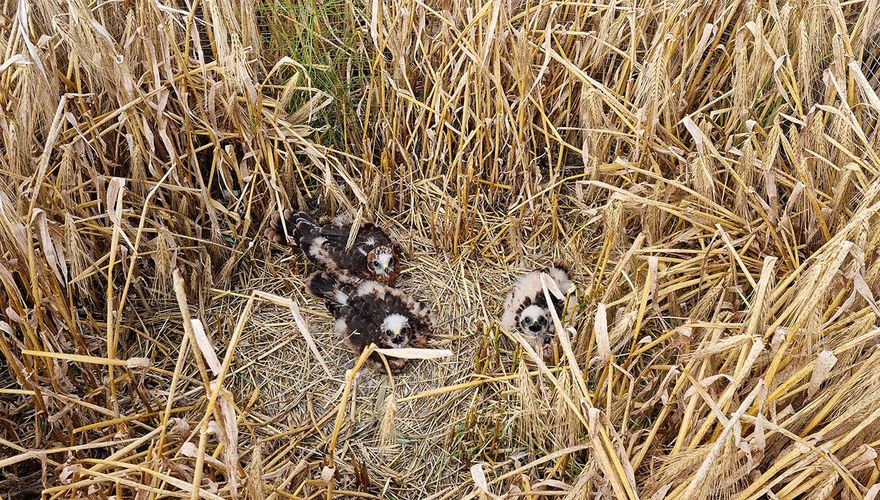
3, 0, 880, 497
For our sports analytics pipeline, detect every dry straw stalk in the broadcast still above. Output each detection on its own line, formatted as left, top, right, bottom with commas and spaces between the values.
3, 0, 880, 498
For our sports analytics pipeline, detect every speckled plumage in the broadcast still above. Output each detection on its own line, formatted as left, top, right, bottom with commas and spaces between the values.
501, 263, 577, 359
266, 210, 403, 284
307, 272, 433, 371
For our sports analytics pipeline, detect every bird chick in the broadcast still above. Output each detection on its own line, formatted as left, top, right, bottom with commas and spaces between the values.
501, 263, 577, 359
307, 272, 433, 371
266, 210, 403, 285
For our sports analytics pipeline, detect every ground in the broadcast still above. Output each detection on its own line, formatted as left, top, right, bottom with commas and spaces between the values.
3, 0, 880, 498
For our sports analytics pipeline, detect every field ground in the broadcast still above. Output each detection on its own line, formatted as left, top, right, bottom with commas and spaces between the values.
3, 0, 880, 498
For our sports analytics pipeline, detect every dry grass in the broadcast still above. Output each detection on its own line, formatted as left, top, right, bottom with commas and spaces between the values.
3, 0, 880, 498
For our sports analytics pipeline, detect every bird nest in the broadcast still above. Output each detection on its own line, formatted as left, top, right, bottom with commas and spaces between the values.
4, 0, 880, 498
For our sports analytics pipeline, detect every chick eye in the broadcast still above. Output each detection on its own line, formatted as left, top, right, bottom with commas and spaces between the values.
372, 260, 379, 267
523, 317, 533, 325
388, 257, 395, 267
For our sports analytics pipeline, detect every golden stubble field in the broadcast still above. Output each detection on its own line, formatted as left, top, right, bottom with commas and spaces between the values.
2, 0, 880, 498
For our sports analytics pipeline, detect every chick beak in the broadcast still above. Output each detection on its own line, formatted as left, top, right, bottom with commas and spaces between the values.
381, 263, 391, 275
